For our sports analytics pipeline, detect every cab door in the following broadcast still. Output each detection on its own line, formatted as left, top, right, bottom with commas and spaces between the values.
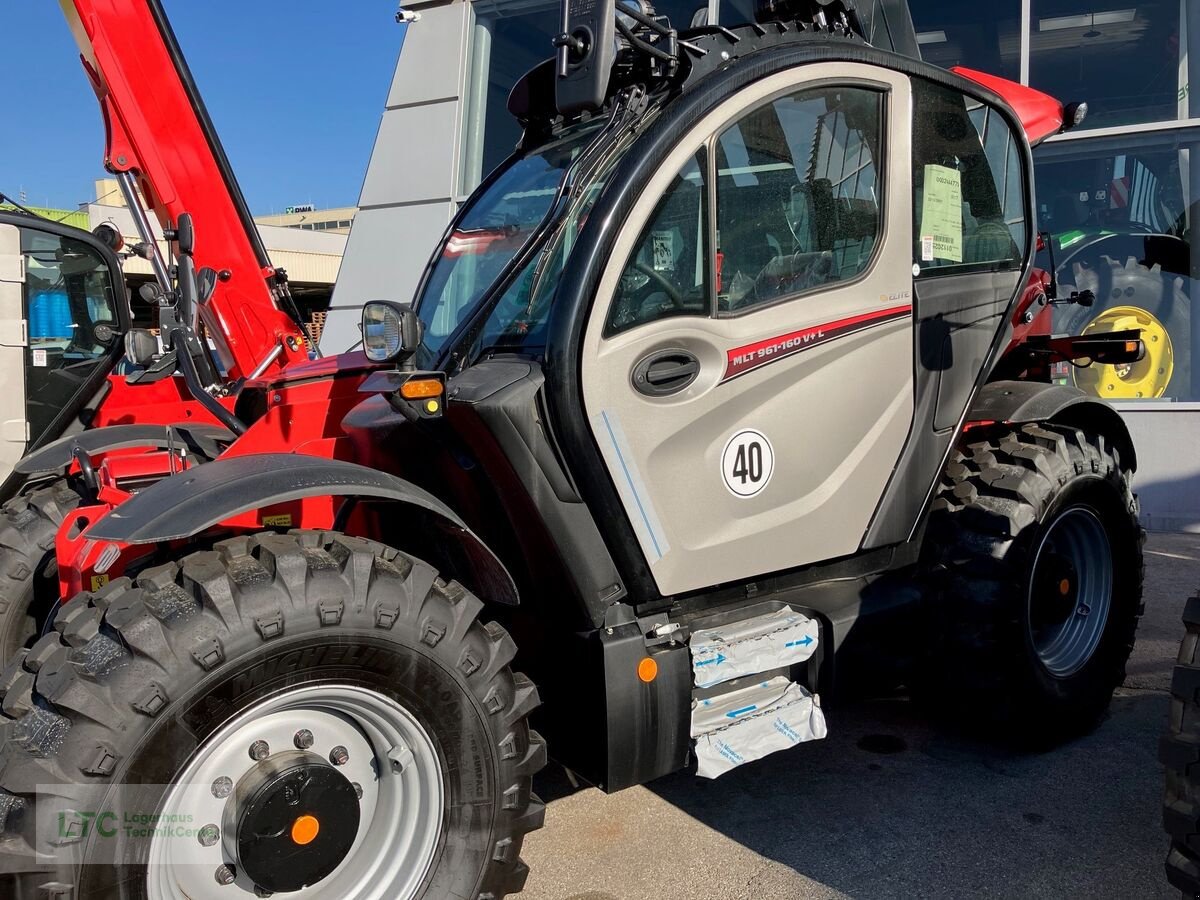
0, 215, 126, 484
580, 63, 916, 597
0, 223, 27, 482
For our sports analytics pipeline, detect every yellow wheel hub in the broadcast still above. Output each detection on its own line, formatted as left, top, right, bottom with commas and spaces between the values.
1072, 305, 1174, 399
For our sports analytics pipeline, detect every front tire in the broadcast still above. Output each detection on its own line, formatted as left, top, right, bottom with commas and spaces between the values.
922, 423, 1144, 742
0, 531, 545, 899
0, 479, 83, 664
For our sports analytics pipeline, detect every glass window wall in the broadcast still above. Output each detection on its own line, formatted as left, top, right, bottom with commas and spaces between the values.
1030, 0, 1186, 129
908, 0, 1023, 83
1035, 127, 1200, 401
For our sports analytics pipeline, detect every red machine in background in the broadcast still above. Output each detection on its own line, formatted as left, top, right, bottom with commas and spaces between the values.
0, 0, 381, 662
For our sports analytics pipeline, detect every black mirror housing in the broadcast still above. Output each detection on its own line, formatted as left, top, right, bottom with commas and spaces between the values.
125, 328, 160, 366
362, 301, 423, 367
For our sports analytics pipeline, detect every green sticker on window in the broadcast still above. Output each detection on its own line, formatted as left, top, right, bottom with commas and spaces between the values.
919, 164, 963, 263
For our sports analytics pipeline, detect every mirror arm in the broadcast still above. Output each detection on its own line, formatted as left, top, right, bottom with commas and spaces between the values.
1039, 230, 1058, 301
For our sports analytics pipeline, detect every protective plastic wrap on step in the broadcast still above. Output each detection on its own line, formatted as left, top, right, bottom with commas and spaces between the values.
691, 606, 819, 688
691, 675, 827, 778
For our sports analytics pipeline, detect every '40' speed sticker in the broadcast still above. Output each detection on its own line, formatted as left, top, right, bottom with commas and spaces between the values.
721, 429, 774, 498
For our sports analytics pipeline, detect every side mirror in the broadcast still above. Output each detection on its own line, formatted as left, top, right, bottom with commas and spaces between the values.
174, 213, 195, 257
125, 328, 160, 366
197, 266, 218, 304
362, 301, 423, 367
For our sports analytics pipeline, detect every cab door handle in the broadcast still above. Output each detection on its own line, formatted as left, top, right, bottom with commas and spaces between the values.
632, 350, 700, 396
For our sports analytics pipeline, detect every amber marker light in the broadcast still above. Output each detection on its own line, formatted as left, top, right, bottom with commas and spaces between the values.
637, 656, 658, 683
400, 378, 444, 400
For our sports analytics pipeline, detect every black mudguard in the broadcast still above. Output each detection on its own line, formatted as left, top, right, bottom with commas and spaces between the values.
16, 423, 235, 475
86, 452, 519, 605
969, 380, 1137, 472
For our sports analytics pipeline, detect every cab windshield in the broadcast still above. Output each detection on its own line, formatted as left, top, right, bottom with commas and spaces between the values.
414, 121, 618, 366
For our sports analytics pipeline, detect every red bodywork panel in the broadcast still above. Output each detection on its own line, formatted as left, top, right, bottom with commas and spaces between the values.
56, 366, 377, 597
61, 0, 307, 379
1005, 268, 1055, 355
91, 373, 228, 428
951, 66, 1065, 146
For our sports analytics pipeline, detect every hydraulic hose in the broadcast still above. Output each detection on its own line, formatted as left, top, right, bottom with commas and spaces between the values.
177, 346, 247, 436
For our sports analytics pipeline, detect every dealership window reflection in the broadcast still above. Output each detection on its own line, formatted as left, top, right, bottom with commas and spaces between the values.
907, 0, 1023, 83
1035, 131, 1199, 401
1030, 0, 1186, 129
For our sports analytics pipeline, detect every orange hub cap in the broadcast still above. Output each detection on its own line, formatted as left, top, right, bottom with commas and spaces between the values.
291, 814, 320, 846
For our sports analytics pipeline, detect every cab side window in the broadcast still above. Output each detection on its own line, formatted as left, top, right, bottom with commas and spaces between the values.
606, 154, 709, 336
912, 78, 1028, 272
21, 228, 120, 443
716, 86, 884, 313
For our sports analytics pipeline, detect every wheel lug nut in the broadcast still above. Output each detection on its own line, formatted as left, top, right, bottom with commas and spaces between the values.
211, 776, 233, 799
329, 745, 349, 766
352, 781, 363, 799
198, 823, 220, 847
254, 886, 274, 897
214, 863, 236, 885
249, 740, 270, 761
294, 729, 314, 750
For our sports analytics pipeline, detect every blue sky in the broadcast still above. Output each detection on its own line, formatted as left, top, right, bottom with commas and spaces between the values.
0, 1, 404, 213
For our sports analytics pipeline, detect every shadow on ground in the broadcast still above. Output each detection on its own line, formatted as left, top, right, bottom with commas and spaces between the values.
520, 534, 1198, 900
647, 689, 1169, 898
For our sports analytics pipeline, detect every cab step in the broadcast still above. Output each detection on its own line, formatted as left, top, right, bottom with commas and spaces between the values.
687, 604, 827, 778
691, 605, 820, 688
691, 675, 827, 777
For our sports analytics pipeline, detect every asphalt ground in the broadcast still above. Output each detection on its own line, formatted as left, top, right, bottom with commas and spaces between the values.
519, 532, 1200, 900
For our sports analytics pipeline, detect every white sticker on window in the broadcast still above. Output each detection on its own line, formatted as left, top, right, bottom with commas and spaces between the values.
651, 231, 675, 272
920, 236, 934, 262
919, 165, 963, 263
32, 348, 47, 367
721, 429, 774, 498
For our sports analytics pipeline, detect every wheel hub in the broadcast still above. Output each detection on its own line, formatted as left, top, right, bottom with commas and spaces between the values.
1027, 506, 1113, 678
148, 684, 446, 900
1032, 551, 1079, 628
227, 751, 360, 894
1072, 305, 1174, 398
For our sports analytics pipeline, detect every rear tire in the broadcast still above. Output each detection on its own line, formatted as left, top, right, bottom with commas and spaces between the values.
1162, 591, 1200, 896
0, 530, 545, 899
0, 479, 82, 665
921, 422, 1144, 743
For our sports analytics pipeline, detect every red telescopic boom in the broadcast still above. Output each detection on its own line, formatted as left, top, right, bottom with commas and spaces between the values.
60, 0, 310, 379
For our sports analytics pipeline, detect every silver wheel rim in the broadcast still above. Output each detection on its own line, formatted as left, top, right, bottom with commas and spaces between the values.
1027, 506, 1113, 678
147, 684, 444, 899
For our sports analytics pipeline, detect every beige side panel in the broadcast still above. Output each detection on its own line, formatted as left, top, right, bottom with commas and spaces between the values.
0, 224, 28, 482
581, 64, 915, 597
